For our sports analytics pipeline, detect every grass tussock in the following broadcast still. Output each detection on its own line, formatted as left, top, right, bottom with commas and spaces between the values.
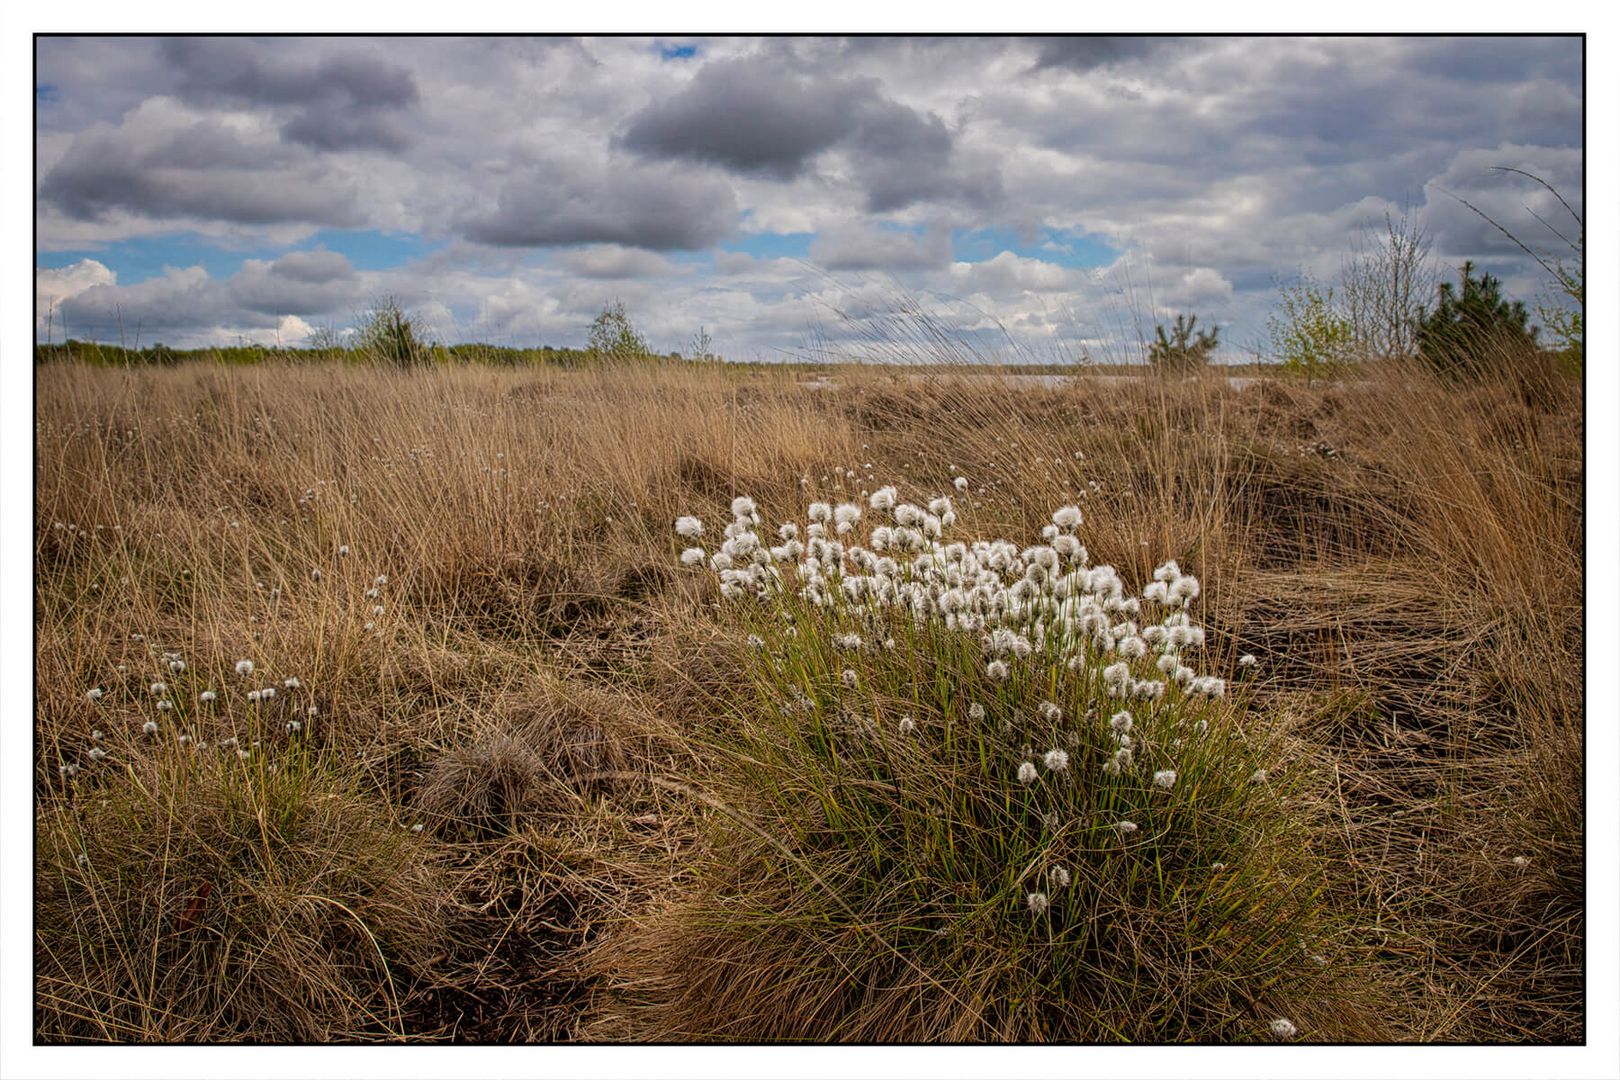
35, 350, 1581, 1043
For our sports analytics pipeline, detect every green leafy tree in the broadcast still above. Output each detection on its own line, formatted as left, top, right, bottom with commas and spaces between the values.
587, 300, 651, 358
1148, 314, 1219, 372
1417, 261, 1538, 379
1267, 275, 1353, 381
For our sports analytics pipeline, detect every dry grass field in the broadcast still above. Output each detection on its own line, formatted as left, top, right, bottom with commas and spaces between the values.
33, 355, 1582, 1043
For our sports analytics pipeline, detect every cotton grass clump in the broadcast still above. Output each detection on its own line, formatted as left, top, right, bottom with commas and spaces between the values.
629, 485, 1342, 1042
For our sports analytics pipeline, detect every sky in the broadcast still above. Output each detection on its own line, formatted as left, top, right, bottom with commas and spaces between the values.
33, 35, 1584, 361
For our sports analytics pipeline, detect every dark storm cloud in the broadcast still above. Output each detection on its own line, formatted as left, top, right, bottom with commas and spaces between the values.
462, 159, 738, 250
620, 56, 863, 178
622, 52, 1001, 211
1029, 36, 1174, 71
40, 109, 364, 226
162, 37, 420, 151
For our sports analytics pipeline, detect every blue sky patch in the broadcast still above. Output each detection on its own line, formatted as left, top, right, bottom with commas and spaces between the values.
953, 226, 1118, 269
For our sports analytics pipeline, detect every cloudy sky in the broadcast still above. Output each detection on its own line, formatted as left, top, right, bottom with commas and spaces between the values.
33, 35, 1583, 360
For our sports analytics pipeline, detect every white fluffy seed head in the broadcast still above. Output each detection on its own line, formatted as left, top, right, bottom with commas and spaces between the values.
1269, 1019, 1297, 1039
1114, 820, 1138, 835
1051, 506, 1082, 529
86, 688, 102, 701
1153, 769, 1177, 790
235, 659, 253, 676
1026, 891, 1049, 915
675, 516, 704, 538
730, 496, 757, 519
1017, 761, 1038, 784
142, 720, 158, 735
1043, 748, 1070, 772
870, 486, 897, 512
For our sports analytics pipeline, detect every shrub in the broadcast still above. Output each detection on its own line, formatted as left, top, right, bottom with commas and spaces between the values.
622, 492, 1349, 1041
355, 296, 427, 368
587, 301, 651, 359
1267, 275, 1353, 380
1148, 314, 1219, 373
1417, 261, 1539, 380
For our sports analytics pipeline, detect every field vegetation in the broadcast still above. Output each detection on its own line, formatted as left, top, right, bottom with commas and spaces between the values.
33, 314, 1582, 1043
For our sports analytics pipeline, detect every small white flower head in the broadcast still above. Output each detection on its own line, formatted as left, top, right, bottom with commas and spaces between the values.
953, 475, 969, 492
680, 547, 705, 567
372, 605, 386, 617
1113, 820, 1139, 836
238, 748, 252, 761
179, 733, 192, 745
1049, 865, 1071, 888
221, 736, 237, 748
247, 690, 261, 704
149, 682, 167, 696
1511, 855, 1530, 869
168, 659, 185, 674
411, 822, 424, 834
142, 720, 159, 736
235, 659, 254, 677
1250, 768, 1268, 784
90, 729, 103, 741
88, 746, 108, 761
1269, 1018, 1297, 1039
833, 502, 862, 531
307, 705, 319, 717
968, 702, 986, 722
986, 659, 1010, 682
899, 716, 916, 735
1238, 653, 1258, 668
199, 690, 216, 703
1017, 761, 1039, 784
1051, 506, 1082, 530
75, 853, 90, 868
310, 568, 323, 582
730, 496, 757, 520
86, 688, 103, 702
131, 633, 145, 643
1026, 891, 1049, 916
363, 622, 375, 631
60, 763, 79, 779
282, 677, 301, 689
1040, 701, 1062, 723
1109, 710, 1134, 735
675, 516, 705, 539
375, 575, 388, 586
1044, 748, 1070, 772
1153, 769, 1177, 791
841, 669, 858, 690
287, 719, 302, 733
869, 486, 897, 512
156, 700, 172, 713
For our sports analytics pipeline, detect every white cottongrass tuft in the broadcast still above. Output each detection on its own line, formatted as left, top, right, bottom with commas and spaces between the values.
1113, 820, 1138, 835
247, 690, 261, 704
338, 544, 350, 557
968, 702, 986, 722
199, 690, 216, 703
1250, 768, 1268, 784
1269, 1018, 1297, 1039
283, 677, 301, 689
168, 659, 186, 674
1511, 855, 1530, 869
675, 516, 704, 539
60, 764, 79, 779
150, 682, 167, 696
1017, 761, 1038, 784
954, 476, 969, 492
986, 659, 1010, 682
1040, 700, 1062, 723
1238, 653, 1258, 667
1153, 769, 1177, 790
898, 716, 916, 735
841, 669, 858, 689
156, 700, 173, 713
1043, 749, 1070, 772
89, 746, 108, 761
1048, 865, 1071, 888
85, 688, 102, 702
310, 568, 323, 582
1026, 891, 1049, 916
1051, 506, 1082, 529
680, 547, 705, 567
142, 720, 159, 735
375, 575, 388, 586
238, 749, 252, 761
235, 659, 254, 676
1109, 710, 1133, 735
869, 486, 897, 512
90, 730, 103, 741
287, 719, 302, 733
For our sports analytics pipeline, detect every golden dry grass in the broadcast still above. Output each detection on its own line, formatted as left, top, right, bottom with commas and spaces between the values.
34, 355, 1581, 1042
